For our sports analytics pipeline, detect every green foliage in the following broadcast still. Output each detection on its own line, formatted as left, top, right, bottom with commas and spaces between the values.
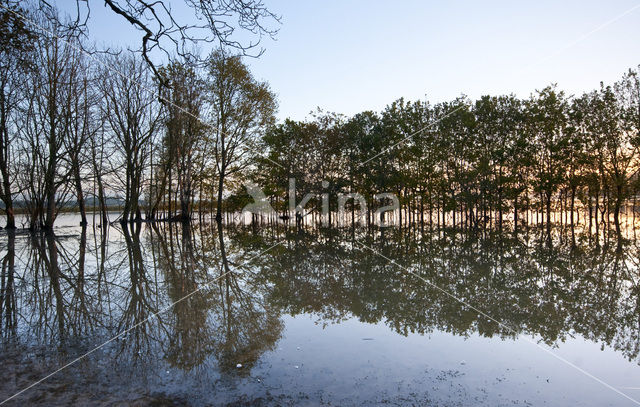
256, 67, 640, 231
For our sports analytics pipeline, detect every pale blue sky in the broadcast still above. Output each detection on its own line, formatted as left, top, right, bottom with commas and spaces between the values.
64, 0, 640, 120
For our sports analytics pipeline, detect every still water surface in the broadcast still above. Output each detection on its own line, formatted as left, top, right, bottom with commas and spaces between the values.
1, 214, 639, 406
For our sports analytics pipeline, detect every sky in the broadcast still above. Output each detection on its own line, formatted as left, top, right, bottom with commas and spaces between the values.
61, 0, 640, 121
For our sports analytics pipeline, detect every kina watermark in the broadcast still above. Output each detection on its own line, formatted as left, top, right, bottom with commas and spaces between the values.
242, 178, 399, 227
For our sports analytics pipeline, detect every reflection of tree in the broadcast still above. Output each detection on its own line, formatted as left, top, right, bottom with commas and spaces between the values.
4, 220, 639, 379
117, 222, 163, 358
36, 233, 67, 339
1, 221, 284, 378
4, 230, 103, 343
149, 221, 284, 374
0, 231, 16, 338
151, 221, 213, 371
53, 227, 97, 334
210, 222, 283, 374
227, 225, 640, 363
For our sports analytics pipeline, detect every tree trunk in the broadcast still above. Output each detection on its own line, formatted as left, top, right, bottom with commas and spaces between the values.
74, 164, 87, 226
0, 138, 14, 229
215, 168, 225, 222
614, 182, 623, 241
513, 193, 518, 231
546, 191, 552, 237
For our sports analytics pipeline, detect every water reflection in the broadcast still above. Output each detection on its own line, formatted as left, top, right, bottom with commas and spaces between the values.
0, 231, 16, 338
236, 226, 640, 362
1, 220, 640, 404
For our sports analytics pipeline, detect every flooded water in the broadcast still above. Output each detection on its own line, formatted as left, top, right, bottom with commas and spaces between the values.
1, 214, 640, 406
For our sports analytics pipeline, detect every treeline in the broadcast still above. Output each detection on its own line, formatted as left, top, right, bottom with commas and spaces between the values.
0, 4, 275, 230
254, 69, 640, 238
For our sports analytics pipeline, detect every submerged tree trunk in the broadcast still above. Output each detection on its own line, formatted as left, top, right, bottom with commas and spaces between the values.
570, 186, 576, 246
594, 188, 600, 241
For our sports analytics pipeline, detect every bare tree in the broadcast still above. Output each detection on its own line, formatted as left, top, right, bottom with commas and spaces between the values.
89, 125, 110, 227
62, 50, 98, 226
100, 53, 161, 223
28, 0, 279, 79
16, 10, 80, 230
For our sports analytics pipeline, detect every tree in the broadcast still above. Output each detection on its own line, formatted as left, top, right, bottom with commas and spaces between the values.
603, 70, 640, 242
100, 53, 161, 223
156, 60, 206, 221
62, 54, 96, 226
0, 1, 36, 229
435, 97, 474, 229
526, 86, 569, 236
28, 0, 280, 79
206, 50, 276, 222
17, 10, 82, 230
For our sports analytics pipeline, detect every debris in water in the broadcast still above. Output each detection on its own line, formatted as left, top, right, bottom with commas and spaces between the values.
362, 338, 374, 341
294, 365, 299, 369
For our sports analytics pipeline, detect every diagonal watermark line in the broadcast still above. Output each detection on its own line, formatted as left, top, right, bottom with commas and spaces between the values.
0, 241, 284, 406
356, 241, 640, 406
357, 1, 640, 168
0, 4, 285, 170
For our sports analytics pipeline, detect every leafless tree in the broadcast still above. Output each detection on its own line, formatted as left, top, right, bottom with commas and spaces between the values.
30, 0, 280, 79
62, 49, 99, 226
16, 10, 81, 230
99, 53, 161, 223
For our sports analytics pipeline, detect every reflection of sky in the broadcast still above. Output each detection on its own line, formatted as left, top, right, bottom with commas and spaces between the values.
55, 0, 640, 120
267, 315, 640, 406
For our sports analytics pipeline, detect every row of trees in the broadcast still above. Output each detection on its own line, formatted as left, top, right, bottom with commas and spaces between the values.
254, 70, 640, 239
0, 3, 276, 230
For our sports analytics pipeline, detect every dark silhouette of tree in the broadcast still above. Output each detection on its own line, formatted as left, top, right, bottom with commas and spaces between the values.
20, 0, 280, 79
